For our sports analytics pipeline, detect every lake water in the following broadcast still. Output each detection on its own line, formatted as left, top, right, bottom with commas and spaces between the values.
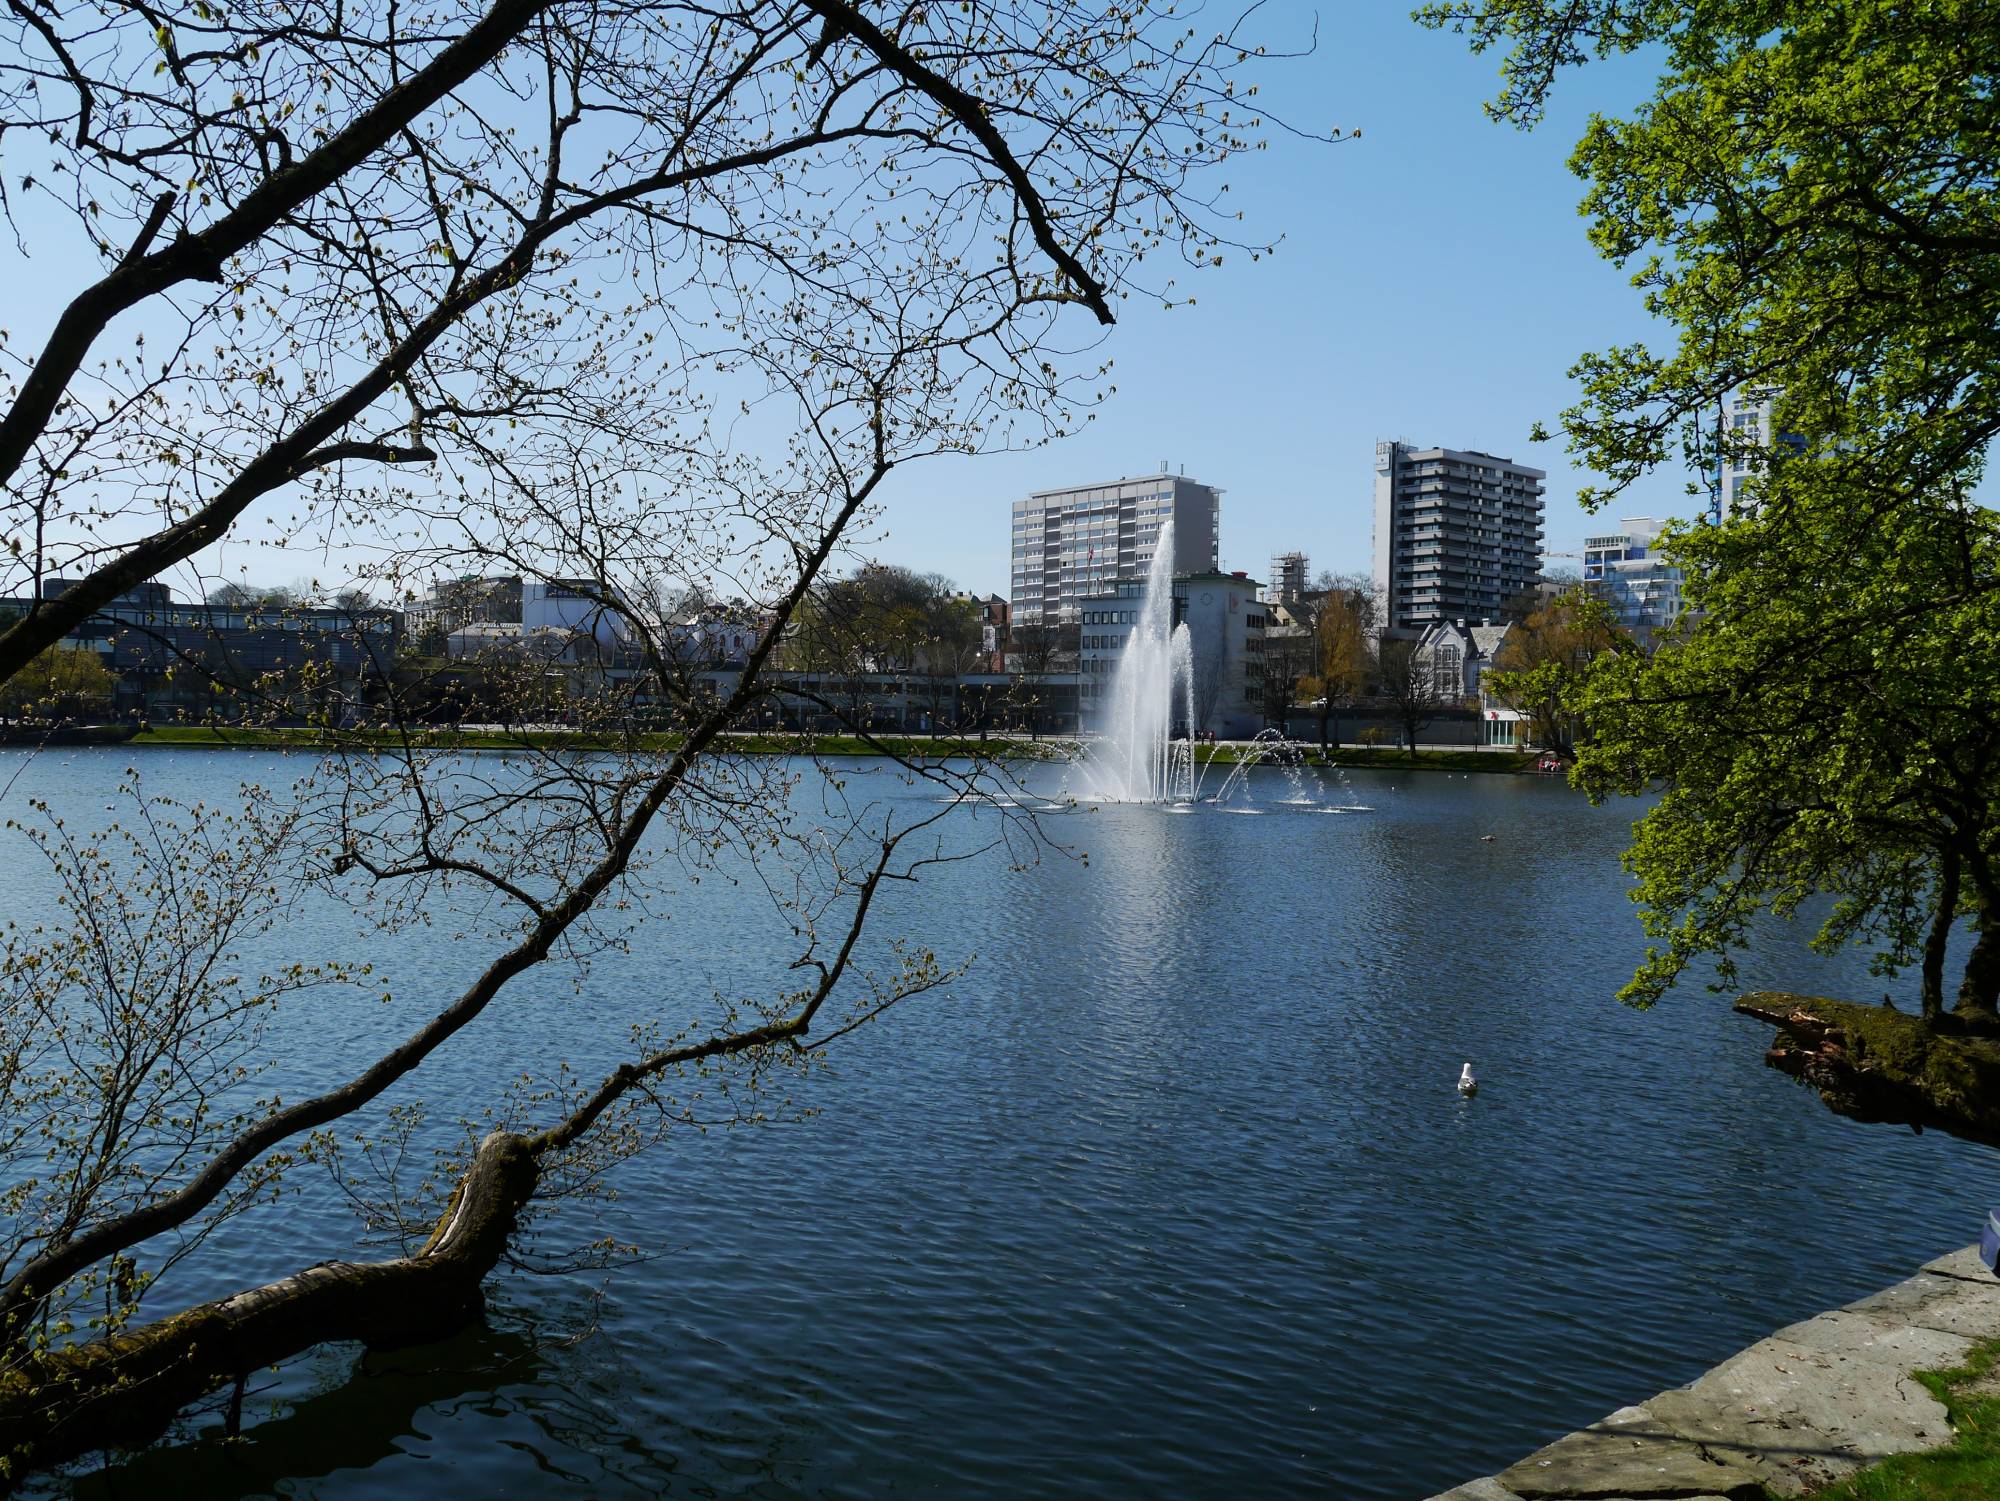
2, 749, 1992, 1500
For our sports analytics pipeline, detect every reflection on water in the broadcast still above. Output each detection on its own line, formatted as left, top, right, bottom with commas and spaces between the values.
7, 751, 1993, 1501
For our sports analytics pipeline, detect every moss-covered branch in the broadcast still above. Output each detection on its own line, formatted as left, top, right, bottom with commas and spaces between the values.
1736, 991, 2000, 1149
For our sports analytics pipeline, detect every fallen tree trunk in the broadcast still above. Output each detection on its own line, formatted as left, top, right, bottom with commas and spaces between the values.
1735, 991, 2000, 1150
0, 1130, 537, 1479
0, 832, 918, 1488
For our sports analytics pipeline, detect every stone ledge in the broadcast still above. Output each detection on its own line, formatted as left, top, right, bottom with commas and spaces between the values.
1426, 1244, 1995, 1501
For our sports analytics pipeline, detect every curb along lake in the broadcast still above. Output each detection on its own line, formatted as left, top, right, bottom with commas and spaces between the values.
4, 749, 1992, 1500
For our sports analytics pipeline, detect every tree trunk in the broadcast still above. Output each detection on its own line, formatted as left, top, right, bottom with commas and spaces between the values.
1958, 904, 2000, 1019
1921, 849, 1961, 1022
0, 1131, 537, 1477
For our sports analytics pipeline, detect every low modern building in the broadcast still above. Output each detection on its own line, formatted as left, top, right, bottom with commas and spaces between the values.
2, 579, 399, 719
1476, 688, 1529, 748
1372, 441, 1547, 630
445, 621, 527, 660
1078, 570, 1266, 738
524, 578, 629, 644
1010, 469, 1221, 626
662, 604, 766, 667
408, 574, 634, 649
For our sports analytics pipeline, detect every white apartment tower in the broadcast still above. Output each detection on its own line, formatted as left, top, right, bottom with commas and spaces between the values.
1372, 442, 1547, 630
1719, 386, 1779, 517
1009, 470, 1221, 626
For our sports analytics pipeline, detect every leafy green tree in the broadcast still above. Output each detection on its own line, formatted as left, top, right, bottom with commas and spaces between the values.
1417, 0, 2000, 525
1571, 497, 2000, 1020
0, 645, 116, 723
1422, 0, 2000, 1034
1486, 589, 1629, 755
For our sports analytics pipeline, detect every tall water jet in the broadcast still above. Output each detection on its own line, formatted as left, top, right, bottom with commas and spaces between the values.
1077, 520, 1189, 803
1073, 523, 1338, 809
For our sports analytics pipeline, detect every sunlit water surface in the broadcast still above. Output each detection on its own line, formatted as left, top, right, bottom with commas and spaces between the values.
2, 749, 1991, 1501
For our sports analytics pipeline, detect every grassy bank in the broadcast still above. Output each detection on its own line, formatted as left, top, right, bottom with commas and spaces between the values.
59, 725, 1550, 775
1295, 746, 1543, 775
1791, 1336, 2000, 1499
121, 724, 1071, 760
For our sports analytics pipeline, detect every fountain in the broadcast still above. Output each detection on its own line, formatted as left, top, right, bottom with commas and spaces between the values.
1204, 727, 1319, 806
1072, 521, 1196, 803
1072, 528, 1336, 812
1072, 527, 1352, 810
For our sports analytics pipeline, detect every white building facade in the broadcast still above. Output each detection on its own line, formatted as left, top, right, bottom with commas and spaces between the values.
523, 578, 629, 645
1010, 470, 1221, 626
1078, 570, 1266, 738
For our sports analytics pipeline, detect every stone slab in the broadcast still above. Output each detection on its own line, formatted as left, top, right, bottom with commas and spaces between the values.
1424, 1477, 1736, 1501
1431, 1247, 1999, 1501
1922, 1243, 1996, 1282
1645, 1309, 1967, 1495
1426, 1480, 1521, 1501
1496, 1402, 1767, 1499
1844, 1265, 2000, 1338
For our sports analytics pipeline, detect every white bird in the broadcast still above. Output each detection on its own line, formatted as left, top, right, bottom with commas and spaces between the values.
1458, 1062, 1478, 1098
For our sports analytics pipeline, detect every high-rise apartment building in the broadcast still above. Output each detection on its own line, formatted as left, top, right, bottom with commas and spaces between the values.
1009, 470, 1221, 625
1371, 442, 1546, 630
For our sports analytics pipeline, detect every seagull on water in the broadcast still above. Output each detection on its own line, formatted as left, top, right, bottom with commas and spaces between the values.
1458, 1063, 1478, 1098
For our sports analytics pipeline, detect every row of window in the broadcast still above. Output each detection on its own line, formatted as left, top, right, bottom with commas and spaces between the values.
84, 607, 394, 635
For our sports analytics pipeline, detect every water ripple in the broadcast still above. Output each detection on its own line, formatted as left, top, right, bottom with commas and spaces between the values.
0, 753, 1988, 1501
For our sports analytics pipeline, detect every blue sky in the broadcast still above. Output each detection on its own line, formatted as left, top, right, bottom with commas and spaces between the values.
5, 3, 1680, 600
865, 4, 1673, 592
